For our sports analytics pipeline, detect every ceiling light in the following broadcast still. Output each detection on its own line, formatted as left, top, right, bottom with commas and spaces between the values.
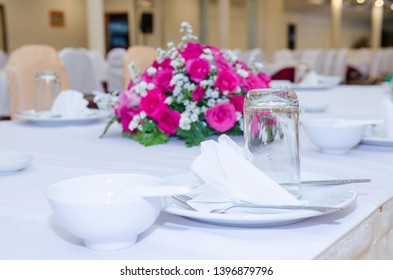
374, 0, 384, 7
356, 0, 365, 3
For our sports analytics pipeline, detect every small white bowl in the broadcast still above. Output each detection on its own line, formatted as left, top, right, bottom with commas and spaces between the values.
46, 173, 173, 251
0, 152, 33, 173
302, 119, 367, 154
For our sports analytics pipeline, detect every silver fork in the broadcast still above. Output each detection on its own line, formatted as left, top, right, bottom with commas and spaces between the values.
172, 194, 342, 214
209, 203, 342, 214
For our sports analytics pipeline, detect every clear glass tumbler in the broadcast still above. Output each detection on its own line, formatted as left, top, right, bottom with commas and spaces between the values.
243, 88, 301, 197
34, 71, 60, 112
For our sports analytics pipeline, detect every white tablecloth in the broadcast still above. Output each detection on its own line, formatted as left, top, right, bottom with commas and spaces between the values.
1, 85, 393, 260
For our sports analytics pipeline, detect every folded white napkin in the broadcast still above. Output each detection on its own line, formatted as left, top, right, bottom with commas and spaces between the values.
189, 135, 301, 213
298, 71, 319, 86
298, 71, 341, 87
51, 90, 90, 118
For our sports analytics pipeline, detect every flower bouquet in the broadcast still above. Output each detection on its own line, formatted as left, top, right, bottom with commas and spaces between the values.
101, 22, 271, 147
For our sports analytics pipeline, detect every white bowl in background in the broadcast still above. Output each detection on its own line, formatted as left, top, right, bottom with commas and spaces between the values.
302, 119, 367, 154
46, 173, 187, 251
0, 152, 33, 173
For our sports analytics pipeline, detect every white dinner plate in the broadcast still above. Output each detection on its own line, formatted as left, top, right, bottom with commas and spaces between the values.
301, 101, 329, 113
15, 109, 110, 125
0, 152, 33, 173
290, 84, 336, 90
361, 125, 393, 146
361, 136, 393, 146
163, 172, 357, 227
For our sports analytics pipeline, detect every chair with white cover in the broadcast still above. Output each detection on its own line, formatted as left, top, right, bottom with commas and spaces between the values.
6, 44, 70, 119
365, 49, 385, 84
319, 49, 336, 76
247, 48, 264, 65
273, 48, 296, 65
123, 45, 156, 88
106, 47, 127, 92
86, 49, 107, 89
298, 48, 323, 72
59, 47, 104, 93
331, 48, 349, 83
380, 48, 393, 78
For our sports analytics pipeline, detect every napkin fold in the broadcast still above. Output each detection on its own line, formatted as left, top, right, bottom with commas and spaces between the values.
298, 71, 319, 86
298, 71, 341, 87
51, 90, 90, 118
189, 135, 301, 213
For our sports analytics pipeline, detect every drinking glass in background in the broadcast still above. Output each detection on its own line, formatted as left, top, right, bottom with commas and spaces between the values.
243, 88, 301, 198
34, 71, 60, 112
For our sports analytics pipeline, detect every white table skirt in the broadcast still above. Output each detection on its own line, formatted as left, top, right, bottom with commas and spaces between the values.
1, 85, 393, 259
0, 71, 9, 117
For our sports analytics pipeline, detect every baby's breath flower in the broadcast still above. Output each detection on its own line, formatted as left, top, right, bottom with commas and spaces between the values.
147, 66, 157, 76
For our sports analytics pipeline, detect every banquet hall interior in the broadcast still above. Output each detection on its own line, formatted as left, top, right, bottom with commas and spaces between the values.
1, 0, 393, 260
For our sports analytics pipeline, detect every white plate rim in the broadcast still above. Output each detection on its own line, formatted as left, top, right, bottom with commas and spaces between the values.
361, 135, 393, 146
163, 172, 357, 227
15, 109, 109, 123
290, 84, 336, 90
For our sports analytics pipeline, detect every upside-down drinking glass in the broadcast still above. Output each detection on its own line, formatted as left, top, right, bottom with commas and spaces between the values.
243, 88, 301, 198
35, 71, 60, 112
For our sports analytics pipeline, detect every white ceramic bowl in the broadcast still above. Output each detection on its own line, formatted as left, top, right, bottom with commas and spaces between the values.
46, 173, 169, 251
302, 119, 367, 154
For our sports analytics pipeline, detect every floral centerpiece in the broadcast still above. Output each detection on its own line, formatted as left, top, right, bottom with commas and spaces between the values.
101, 22, 271, 147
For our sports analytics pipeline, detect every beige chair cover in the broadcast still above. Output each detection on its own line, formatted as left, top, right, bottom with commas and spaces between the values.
123, 45, 156, 88
6, 44, 70, 119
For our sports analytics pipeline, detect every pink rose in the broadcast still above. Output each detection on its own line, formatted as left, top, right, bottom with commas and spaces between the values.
215, 54, 231, 71
192, 85, 204, 101
243, 73, 269, 93
138, 88, 166, 117
153, 58, 173, 71
115, 90, 140, 116
258, 72, 272, 85
119, 107, 138, 133
206, 103, 237, 132
214, 70, 240, 94
153, 68, 174, 92
180, 43, 204, 60
229, 95, 245, 113
236, 60, 249, 71
151, 104, 180, 135
186, 58, 210, 83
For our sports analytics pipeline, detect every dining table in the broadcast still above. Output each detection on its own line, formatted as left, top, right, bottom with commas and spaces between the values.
1, 84, 393, 260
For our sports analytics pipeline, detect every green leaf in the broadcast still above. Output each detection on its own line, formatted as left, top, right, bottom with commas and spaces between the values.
226, 122, 243, 136
176, 121, 213, 147
130, 119, 169, 146
99, 115, 118, 138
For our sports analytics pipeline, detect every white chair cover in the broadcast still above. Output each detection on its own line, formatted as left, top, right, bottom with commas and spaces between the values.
59, 47, 104, 93
380, 48, 393, 77
331, 48, 348, 82
368, 49, 385, 81
273, 49, 296, 65
86, 49, 107, 83
106, 48, 127, 92
319, 49, 336, 75
298, 48, 323, 72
